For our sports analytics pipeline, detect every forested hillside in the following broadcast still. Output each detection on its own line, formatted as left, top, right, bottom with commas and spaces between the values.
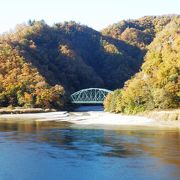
104, 17, 180, 114
0, 20, 144, 108
0, 15, 179, 109
102, 15, 179, 49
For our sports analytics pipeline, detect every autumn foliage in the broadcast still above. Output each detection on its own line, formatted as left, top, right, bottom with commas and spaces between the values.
104, 18, 180, 114
0, 44, 64, 108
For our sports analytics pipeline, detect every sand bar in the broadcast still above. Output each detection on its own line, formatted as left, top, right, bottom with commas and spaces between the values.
0, 110, 180, 128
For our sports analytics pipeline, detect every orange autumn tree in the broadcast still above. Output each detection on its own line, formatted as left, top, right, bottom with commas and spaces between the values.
0, 44, 65, 109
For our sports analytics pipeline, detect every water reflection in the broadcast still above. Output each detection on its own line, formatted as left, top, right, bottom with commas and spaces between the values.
0, 120, 71, 132
0, 120, 180, 179
0, 121, 140, 159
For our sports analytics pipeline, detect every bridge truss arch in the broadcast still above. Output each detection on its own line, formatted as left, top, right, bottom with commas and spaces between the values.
71, 88, 112, 104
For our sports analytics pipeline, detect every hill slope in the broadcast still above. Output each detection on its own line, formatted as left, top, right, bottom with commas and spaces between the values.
102, 15, 179, 49
104, 18, 180, 114
2, 21, 144, 90
0, 20, 144, 108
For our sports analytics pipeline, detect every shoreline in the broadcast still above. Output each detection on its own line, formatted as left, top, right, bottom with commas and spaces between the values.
0, 107, 57, 114
0, 109, 179, 129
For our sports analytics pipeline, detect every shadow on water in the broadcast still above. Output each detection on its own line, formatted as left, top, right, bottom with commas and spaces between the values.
73, 105, 104, 112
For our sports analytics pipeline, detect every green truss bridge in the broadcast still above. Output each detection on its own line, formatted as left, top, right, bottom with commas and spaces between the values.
71, 88, 112, 104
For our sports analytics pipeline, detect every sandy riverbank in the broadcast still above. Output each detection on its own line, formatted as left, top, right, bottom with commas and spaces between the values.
0, 107, 57, 114
0, 110, 180, 128
68, 111, 180, 128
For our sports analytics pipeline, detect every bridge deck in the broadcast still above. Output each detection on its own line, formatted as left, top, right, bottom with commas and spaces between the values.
71, 101, 104, 104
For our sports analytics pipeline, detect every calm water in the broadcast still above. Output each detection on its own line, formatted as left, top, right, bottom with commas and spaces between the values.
0, 120, 180, 180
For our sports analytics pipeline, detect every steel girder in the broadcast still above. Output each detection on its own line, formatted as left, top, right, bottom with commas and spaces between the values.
71, 88, 112, 104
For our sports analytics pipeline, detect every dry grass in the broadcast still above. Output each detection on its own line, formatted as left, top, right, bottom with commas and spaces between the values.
142, 109, 180, 121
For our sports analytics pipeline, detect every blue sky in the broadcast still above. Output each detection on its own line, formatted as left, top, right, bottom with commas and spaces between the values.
0, 0, 179, 33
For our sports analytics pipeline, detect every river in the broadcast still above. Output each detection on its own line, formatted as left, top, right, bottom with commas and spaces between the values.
0, 106, 180, 180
